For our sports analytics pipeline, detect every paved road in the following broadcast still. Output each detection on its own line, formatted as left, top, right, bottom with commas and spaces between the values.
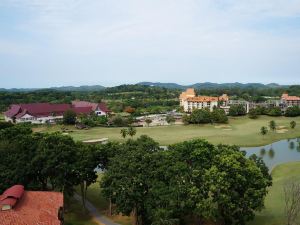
74, 193, 120, 225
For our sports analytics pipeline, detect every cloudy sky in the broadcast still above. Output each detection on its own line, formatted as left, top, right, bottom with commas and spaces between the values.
0, 0, 300, 88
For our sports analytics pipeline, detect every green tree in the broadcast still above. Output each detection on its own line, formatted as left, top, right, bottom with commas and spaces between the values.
269, 120, 276, 132
285, 106, 300, 117
267, 107, 282, 117
261, 126, 268, 137
128, 126, 137, 138
166, 115, 176, 124
189, 109, 212, 124
145, 118, 152, 127
120, 128, 128, 138
63, 109, 77, 125
211, 108, 228, 123
248, 108, 259, 119
290, 121, 296, 129
229, 105, 246, 116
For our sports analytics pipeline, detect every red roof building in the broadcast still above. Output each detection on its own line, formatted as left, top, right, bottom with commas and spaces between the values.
281, 93, 300, 107
0, 185, 63, 225
4, 101, 111, 124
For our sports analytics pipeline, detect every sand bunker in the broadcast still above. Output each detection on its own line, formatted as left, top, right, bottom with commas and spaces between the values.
277, 126, 287, 129
223, 129, 232, 131
215, 125, 231, 129
276, 129, 288, 133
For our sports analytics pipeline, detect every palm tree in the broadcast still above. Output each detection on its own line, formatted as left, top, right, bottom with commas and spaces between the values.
145, 118, 152, 127
127, 126, 137, 138
269, 120, 276, 132
120, 128, 128, 139
290, 121, 296, 129
261, 126, 268, 138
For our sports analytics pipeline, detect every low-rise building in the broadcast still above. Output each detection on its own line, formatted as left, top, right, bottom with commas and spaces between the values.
0, 185, 63, 225
4, 101, 111, 124
179, 88, 229, 112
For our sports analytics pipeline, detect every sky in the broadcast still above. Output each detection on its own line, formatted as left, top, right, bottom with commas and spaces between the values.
0, 0, 300, 88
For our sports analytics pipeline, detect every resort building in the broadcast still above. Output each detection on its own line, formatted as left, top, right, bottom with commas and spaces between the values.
0, 185, 63, 225
4, 101, 111, 124
179, 88, 229, 112
281, 93, 300, 107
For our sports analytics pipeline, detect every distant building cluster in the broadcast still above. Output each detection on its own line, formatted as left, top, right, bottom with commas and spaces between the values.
179, 88, 300, 114
4, 100, 110, 124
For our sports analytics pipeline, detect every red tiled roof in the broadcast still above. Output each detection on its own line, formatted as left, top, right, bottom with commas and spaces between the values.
72, 101, 111, 113
282, 93, 300, 101
4, 105, 21, 117
98, 102, 111, 113
0, 185, 24, 201
72, 106, 94, 115
0, 190, 63, 225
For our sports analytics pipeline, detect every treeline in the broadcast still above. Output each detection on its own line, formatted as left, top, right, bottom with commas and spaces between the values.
1, 84, 300, 114
0, 122, 272, 225
183, 108, 228, 124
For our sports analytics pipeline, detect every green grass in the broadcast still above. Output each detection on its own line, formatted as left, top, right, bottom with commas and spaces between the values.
248, 161, 300, 225
64, 197, 99, 225
0, 113, 4, 121
37, 116, 300, 147
75, 174, 132, 225
75, 163, 300, 225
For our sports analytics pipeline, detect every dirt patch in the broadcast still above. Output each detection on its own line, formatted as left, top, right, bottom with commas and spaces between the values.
277, 126, 287, 129
215, 125, 231, 129
223, 129, 232, 131
276, 129, 288, 133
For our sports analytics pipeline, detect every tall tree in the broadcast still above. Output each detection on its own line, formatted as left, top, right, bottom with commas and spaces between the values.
269, 120, 276, 132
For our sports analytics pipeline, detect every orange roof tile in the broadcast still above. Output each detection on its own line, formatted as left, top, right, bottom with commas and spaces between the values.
282, 93, 300, 101
0, 191, 63, 225
187, 96, 219, 102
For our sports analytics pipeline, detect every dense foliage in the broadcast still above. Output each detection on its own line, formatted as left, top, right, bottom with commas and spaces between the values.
101, 138, 272, 225
228, 105, 246, 116
184, 108, 228, 124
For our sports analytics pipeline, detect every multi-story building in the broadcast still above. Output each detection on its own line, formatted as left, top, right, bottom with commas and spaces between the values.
281, 93, 300, 107
179, 88, 229, 112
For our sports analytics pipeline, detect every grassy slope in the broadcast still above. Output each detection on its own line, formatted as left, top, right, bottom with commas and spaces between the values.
65, 197, 100, 225
38, 116, 300, 146
248, 161, 300, 225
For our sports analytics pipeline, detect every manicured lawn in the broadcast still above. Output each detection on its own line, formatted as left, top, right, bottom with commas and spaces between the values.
37, 116, 300, 147
64, 197, 100, 225
248, 161, 300, 225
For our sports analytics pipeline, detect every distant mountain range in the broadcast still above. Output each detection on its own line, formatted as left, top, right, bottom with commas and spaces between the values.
0, 85, 106, 92
137, 82, 287, 89
0, 82, 291, 92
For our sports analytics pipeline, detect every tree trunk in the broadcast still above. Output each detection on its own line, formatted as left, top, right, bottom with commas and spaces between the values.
108, 197, 112, 216
80, 182, 86, 209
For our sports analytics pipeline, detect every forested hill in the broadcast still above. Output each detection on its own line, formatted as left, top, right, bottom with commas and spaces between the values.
137, 82, 287, 90
0, 85, 106, 92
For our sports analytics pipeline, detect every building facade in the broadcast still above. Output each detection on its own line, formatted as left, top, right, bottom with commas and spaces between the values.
4, 101, 111, 124
179, 88, 229, 112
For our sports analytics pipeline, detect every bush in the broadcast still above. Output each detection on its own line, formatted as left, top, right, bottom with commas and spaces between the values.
248, 108, 259, 119
190, 109, 212, 124
229, 105, 246, 116
266, 107, 282, 117
0, 121, 14, 130
63, 110, 77, 125
285, 106, 300, 117
211, 108, 228, 123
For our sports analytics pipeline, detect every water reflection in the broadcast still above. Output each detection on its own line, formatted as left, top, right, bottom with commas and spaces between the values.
260, 148, 266, 157
289, 142, 295, 150
268, 148, 275, 159
243, 138, 300, 169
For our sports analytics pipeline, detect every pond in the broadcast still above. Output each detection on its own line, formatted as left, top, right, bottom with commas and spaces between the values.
242, 138, 300, 170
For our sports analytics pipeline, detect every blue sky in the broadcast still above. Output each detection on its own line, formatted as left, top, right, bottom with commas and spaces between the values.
0, 0, 300, 88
